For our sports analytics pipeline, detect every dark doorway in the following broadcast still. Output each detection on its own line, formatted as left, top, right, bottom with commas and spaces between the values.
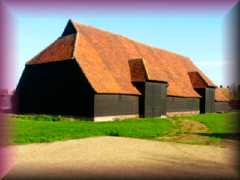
195, 88, 215, 113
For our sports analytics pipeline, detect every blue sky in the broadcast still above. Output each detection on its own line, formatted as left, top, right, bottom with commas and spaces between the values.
9, 13, 231, 90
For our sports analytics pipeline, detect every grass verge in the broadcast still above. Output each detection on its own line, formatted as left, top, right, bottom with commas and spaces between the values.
9, 114, 173, 144
8, 112, 239, 145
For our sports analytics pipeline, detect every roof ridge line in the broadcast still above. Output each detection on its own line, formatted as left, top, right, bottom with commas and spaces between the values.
72, 20, 190, 60
71, 20, 79, 59
72, 33, 98, 93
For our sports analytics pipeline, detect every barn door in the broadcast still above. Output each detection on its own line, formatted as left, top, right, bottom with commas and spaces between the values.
144, 82, 166, 117
195, 88, 215, 113
151, 83, 166, 116
205, 88, 215, 113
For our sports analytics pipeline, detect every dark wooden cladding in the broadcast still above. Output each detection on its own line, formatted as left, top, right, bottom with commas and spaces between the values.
61, 20, 77, 37
205, 88, 215, 112
145, 82, 167, 116
15, 56, 226, 120
94, 94, 139, 117
195, 87, 215, 113
133, 82, 145, 117
215, 102, 231, 112
167, 96, 200, 112
15, 59, 94, 117
134, 81, 167, 117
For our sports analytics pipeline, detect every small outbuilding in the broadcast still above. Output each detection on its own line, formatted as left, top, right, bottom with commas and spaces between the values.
15, 20, 230, 121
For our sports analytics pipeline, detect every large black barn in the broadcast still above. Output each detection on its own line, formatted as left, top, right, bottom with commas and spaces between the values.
15, 20, 230, 121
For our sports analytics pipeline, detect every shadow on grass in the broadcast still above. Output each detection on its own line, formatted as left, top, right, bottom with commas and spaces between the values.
196, 133, 240, 140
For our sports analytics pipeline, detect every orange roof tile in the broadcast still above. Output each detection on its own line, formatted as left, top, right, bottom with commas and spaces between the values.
74, 33, 138, 94
27, 20, 219, 99
128, 58, 148, 82
188, 72, 208, 88
215, 88, 230, 102
27, 34, 76, 65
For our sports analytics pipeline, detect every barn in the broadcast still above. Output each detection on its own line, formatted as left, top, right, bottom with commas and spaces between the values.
15, 20, 230, 121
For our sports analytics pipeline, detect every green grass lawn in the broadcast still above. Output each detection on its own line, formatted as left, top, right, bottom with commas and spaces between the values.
187, 113, 239, 133
167, 112, 239, 144
9, 114, 173, 144
8, 112, 239, 145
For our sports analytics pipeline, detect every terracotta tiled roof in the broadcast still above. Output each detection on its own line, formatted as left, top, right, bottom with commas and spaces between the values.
188, 72, 208, 88
73, 33, 131, 94
27, 34, 76, 65
128, 58, 148, 82
215, 88, 230, 102
222, 88, 233, 100
27, 20, 219, 99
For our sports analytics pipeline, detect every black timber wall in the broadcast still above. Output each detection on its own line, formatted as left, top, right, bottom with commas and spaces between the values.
15, 60, 94, 117
94, 94, 139, 117
195, 88, 215, 113
215, 101, 231, 112
167, 97, 200, 112
134, 81, 167, 117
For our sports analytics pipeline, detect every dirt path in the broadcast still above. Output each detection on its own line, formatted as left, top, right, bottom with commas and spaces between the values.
5, 136, 239, 179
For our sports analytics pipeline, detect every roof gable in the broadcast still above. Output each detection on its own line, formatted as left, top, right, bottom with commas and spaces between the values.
61, 19, 77, 37
188, 72, 209, 88
128, 58, 148, 82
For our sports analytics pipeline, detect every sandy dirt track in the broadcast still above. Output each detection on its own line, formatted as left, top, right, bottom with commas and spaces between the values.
5, 136, 240, 179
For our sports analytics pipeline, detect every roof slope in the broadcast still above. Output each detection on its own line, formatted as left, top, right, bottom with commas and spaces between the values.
215, 88, 231, 102
28, 34, 76, 65
27, 20, 219, 98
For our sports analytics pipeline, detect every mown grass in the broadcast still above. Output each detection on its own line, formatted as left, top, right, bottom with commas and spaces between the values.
187, 113, 239, 133
10, 114, 173, 144
9, 112, 239, 145
169, 112, 239, 144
